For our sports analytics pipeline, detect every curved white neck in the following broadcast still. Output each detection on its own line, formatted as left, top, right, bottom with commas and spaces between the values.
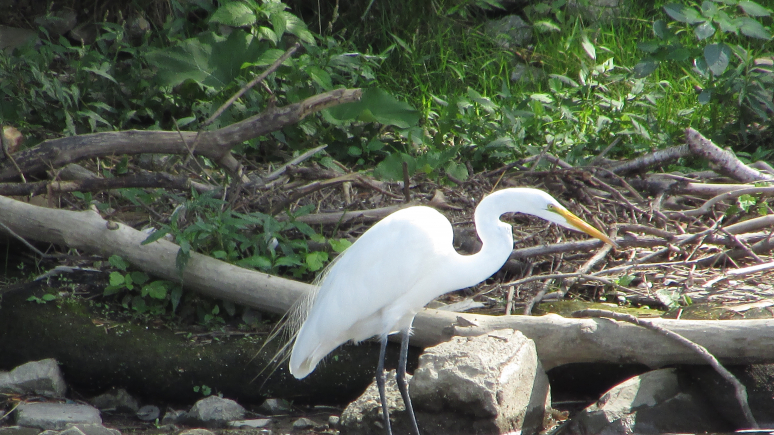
434, 192, 516, 293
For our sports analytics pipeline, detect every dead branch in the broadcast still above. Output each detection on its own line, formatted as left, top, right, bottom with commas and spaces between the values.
573, 309, 758, 429
0, 88, 362, 181
666, 186, 774, 219
0, 172, 213, 196
686, 128, 774, 182
611, 144, 690, 175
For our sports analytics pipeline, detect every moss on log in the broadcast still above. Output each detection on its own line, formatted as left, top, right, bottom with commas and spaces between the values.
0, 281, 416, 404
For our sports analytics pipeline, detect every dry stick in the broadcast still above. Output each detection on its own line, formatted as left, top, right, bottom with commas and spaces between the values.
572, 309, 759, 430
504, 286, 516, 315
588, 137, 622, 167
726, 260, 774, 276
0, 220, 55, 259
524, 255, 563, 315
402, 161, 411, 202
667, 186, 774, 219
264, 145, 328, 182
502, 272, 647, 297
0, 173, 212, 196
611, 144, 690, 175
720, 228, 764, 263
203, 42, 302, 129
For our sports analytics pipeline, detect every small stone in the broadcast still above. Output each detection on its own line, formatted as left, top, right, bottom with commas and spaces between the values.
257, 398, 291, 415
187, 396, 245, 428
89, 388, 139, 413
14, 403, 101, 430
0, 426, 42, 435
59, 425, 119, 435
0, 359, 67, 398
178, 430, 215, 435
291, 417, 315, 430
328, 415, 340, 428
136, 405, 160, 421
161, 409, 187, 425
227, 419, 271, 428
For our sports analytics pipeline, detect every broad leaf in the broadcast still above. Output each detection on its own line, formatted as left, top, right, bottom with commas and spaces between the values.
738, 17, 772, 39
694, 21, 716, 39
634, 59, 659, 78
209, 2, 256, 27
664, 4, 704, 24
704, 43, 731, 75
738, 1, 771, 17
146, 31, 266, 90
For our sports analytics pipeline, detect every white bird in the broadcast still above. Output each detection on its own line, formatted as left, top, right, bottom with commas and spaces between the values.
289, 187, 616, 435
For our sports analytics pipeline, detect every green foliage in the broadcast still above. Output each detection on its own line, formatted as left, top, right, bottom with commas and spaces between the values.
144, 191, 333, 279
103, 255, 181, 316
635, 1, 774, 126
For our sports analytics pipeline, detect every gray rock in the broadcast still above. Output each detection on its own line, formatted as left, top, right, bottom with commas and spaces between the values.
564, 368, 733, 434
0, 26, 39, 51
340, 369, 410, 435
89, 388, 139, 413
256, 398, 291, 415
187, 396, 245, 428
0, 426, 42, 435
341, 330, 550, 435
0, 359, 67, 398
136, 405, 160, 421
178, 430, 215, 435
14, 403, 101, 430
484, 15, 533, 49
227, 419, 271, 428
59, 424, 120, 435
291, 417, 316, 430
690, 364, 774, 428
328, 415, 340, 428
34, 10, 77, 36
161, 409, 187, 425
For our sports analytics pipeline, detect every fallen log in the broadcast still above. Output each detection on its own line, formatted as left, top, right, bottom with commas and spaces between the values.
2, 195, 774, 372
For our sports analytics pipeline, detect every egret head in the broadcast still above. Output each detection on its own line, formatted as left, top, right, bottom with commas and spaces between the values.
491, 188, 617, 247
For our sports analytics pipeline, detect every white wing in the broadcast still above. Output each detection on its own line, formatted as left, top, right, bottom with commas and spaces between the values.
289, 206, 454, 378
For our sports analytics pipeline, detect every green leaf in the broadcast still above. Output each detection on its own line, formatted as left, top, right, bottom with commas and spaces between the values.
637, 40, 661, 53
329, 238, 352, 253
141, 228, 169, 245
326, 88, 420, 129
698, 89, 712, 104
694, 21, 715, 39
146, 31, 266, 90
130, 271, 149, 286
704, 43, 732, 75
170, 286, 183, 313
307, 66, 332, 90
374, 153, 413, 181
738, 194, 757, 211
715, 10, 739, 33
738, 1, 771, 17
581, 32, 596, 60
83, 63, 118, 85
109, 271, 126, 287
271, 12, 288, 41
533, 20, 561, 32
634, 59, 659, 77
738, 17, 771, 39
653, 19, 670, 39
250, 48, 287, 67
209, 2, 257, 27
284, 13, 315, 43
42, 293, 57, 301
664, 3, 704, 24
109, 255, 129, 271
305, 251, 329, 272
236, 255, 273, 270
445, 161, 469, 182
144, 281, 169, 299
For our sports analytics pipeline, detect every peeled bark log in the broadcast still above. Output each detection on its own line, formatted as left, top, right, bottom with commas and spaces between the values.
3, 195, 774, 373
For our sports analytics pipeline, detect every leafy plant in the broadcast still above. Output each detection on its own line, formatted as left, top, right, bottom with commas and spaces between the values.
103, 255, 182, 315
635, 1, 774, 126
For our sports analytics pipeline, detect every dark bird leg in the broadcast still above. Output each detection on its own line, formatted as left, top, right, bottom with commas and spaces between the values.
397, 327, 421, 435
377, 335, 393, 435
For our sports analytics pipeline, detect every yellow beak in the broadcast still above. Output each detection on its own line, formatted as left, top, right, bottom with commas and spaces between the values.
553, 207, 618, 248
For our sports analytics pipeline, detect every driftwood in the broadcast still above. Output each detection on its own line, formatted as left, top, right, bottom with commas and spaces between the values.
2, 195, 774, 372
0, 88, 362, 182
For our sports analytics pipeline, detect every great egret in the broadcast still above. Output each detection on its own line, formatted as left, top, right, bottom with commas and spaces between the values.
289, 187, 615, 435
